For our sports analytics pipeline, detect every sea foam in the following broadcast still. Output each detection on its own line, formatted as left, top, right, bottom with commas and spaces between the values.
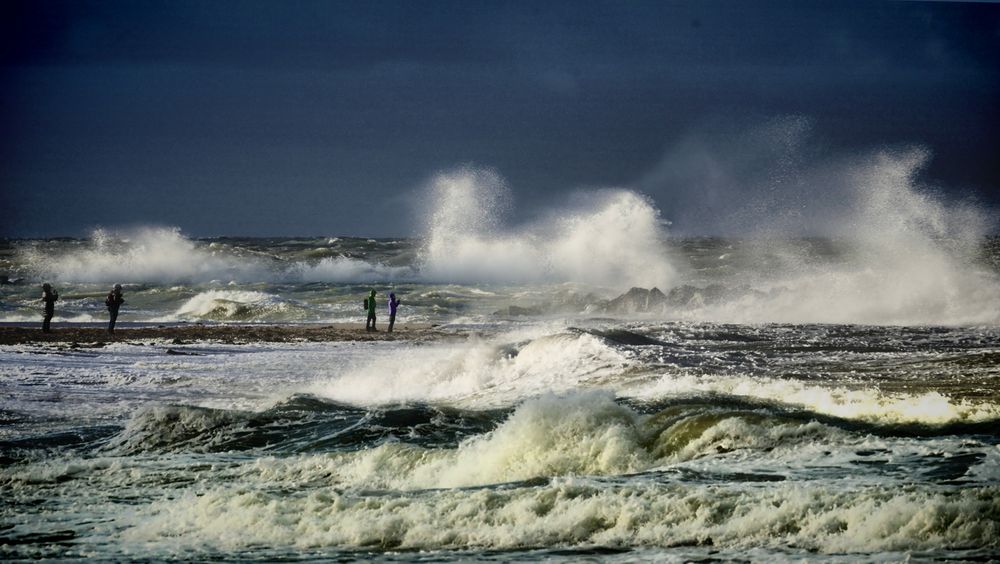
131, 480, 998, 553
116, 392, 999, 553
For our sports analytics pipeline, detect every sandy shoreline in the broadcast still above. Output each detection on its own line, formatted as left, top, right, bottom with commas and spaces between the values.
0, 323, 463, 346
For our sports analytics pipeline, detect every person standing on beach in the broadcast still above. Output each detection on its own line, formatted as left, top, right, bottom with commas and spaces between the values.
105, 284, 125, 334
365, 289, 378, 331
41, 283, 58, 333
387, 292, 401, 333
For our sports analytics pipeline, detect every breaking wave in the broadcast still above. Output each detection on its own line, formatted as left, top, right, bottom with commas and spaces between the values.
14, 228, 412, 285
165, 290, 305, 322
418, 167, 677, 288
293, 256, 414, 283
111, 392, 999, 553
314, 327, 634, 407
19, 227, 267, 284
314, 327, 1000, 425
125, 479, 1000, 553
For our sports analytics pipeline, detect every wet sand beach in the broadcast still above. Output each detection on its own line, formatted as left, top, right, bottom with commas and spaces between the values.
0, 323, 461, 346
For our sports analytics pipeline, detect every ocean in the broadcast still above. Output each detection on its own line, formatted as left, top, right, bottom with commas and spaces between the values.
2, 177, 1000, 560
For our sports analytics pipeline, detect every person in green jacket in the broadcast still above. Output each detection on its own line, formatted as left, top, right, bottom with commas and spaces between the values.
365, 289, 378, 331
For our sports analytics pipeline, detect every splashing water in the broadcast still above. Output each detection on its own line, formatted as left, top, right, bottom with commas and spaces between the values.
677, 148, 1000, 325
20, 227, 266, 284
637, 119, 1000, 325
418, 168, 677, 288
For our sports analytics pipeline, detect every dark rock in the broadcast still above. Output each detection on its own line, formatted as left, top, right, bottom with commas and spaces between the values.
493, 305, 543, 317
603, 287, 669, 314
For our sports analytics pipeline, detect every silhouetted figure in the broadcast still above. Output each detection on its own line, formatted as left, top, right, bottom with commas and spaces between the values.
365, 289, 378, 331
41, 283, 58, 333
105, 283, 125, 334
387, 292, 401, 333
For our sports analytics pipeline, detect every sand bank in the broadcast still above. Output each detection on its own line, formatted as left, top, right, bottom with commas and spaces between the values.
0, 323, 463, 346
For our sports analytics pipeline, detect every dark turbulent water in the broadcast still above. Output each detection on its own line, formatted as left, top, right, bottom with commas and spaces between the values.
2, 189, 1000, 561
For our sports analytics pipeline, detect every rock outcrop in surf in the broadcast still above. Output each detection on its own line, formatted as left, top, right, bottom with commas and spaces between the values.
601, 287, 669, 314
596, 285, 769, 314
492, 285, 768, 317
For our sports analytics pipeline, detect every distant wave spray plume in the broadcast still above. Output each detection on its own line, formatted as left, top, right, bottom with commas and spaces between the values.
20, 227, 266, 284
418, 167, 677, 288
643, 117, 1000, 325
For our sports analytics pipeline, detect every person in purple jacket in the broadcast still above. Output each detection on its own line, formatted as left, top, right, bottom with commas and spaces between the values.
387, 292, 401, 333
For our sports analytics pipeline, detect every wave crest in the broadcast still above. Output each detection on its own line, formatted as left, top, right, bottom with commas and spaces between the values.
21, 227, 267, 284
167, 290, 303, 322
419, 168, 677, 287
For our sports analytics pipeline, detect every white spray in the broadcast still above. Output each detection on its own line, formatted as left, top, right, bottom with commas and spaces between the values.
643, 118, 1000, 325
418, 167, 677, 289
21, 227, 266, 284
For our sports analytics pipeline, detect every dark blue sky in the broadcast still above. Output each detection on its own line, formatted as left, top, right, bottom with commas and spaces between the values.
2, 0, 998, 237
